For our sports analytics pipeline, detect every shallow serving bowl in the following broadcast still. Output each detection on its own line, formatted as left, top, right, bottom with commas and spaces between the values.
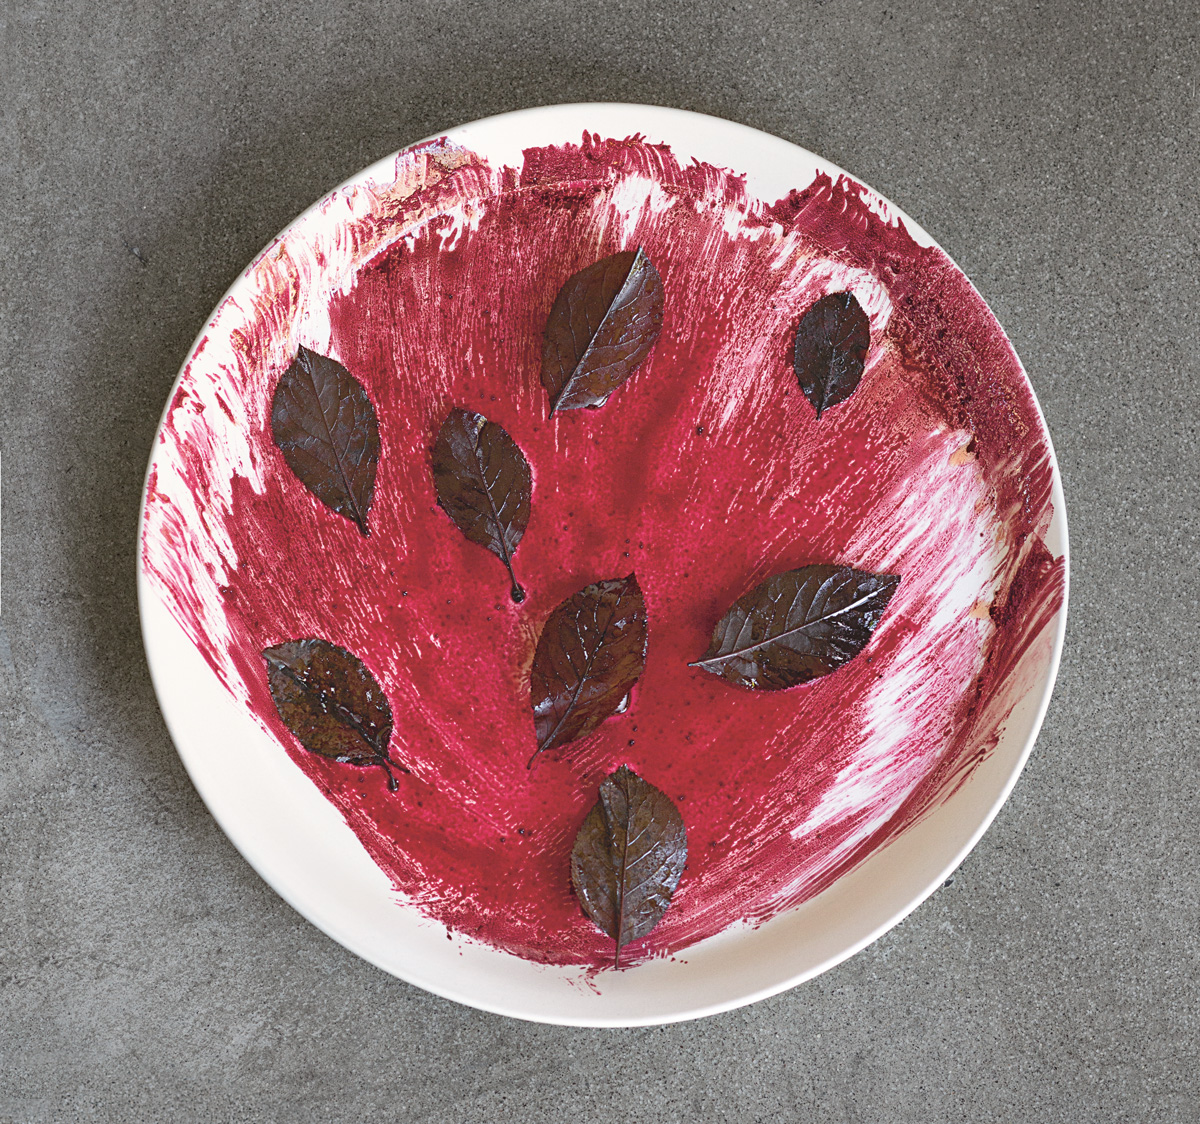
139, 103, 1068, 1026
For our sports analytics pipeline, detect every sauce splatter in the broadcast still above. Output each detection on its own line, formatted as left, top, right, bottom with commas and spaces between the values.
142, 133, 1064, 967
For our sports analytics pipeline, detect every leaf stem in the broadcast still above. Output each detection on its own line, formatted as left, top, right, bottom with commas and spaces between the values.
377, 754, 399, 792
504, 558, 526, 604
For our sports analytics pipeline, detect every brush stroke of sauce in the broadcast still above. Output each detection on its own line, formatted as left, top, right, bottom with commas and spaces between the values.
142, 134, 1064, 967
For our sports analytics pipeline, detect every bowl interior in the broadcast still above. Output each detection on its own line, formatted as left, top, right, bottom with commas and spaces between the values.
139, 103, 1067, 1025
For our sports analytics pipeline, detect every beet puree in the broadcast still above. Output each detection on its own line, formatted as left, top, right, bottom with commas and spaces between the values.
142, 133, 1064, 968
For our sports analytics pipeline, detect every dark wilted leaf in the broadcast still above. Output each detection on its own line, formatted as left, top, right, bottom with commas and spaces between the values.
262, 638, 404, 790
529, 574, 647, 763
793, 292, 871, 417
432, 408, 533, 603
571, 765, 687, 968
271, 346, 380, 535
541, 248, 664, 415
691, 564, 900, 690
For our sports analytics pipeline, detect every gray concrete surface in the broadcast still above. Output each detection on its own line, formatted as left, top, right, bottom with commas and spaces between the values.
2, 1, 1198, 1120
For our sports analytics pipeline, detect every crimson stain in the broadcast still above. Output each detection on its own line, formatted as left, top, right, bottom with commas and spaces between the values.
144, 134, 1064, 967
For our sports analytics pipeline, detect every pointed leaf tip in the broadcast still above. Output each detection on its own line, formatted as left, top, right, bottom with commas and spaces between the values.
542, 248, 664, 414
694, 564, 899, 690
793, 292, 870, 417
432, 408, 533, 602
271, 347, 380, 533
261, 637, 402, 788
529, 574, 648, 760
571, 766, 686, 967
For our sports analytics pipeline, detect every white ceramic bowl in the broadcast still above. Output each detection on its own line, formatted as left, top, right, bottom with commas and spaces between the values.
138, 103, 1068, 1026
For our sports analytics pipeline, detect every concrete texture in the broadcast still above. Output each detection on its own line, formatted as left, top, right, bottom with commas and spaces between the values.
1, 0, 1197, 1119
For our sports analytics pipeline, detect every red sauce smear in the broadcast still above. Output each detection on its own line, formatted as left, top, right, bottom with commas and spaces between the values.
143, 134, 1064, 967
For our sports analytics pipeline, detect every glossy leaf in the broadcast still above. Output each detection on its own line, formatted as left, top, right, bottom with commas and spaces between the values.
793, 292, 871, 417
691, 564, 900, 690
571, 765, 687, 968
541, 248, 664, 414
529, 574, 647, 762
271, 346, 380, 535
432, 408, 532, 603
262, 638, 404, 790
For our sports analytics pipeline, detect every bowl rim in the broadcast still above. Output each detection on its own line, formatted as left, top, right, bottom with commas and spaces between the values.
137, 102, 1069, 1026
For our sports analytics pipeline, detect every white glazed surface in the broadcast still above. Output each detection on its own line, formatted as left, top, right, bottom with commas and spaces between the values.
138, 103, 1068, 1026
